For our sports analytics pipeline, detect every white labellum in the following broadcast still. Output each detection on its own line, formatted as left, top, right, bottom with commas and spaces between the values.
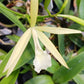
32, 28, 52, 73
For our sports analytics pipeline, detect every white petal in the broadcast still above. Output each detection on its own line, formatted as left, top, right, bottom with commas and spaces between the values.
30, 0, 38, 27
32, 29, 51, 73
36, 30, 68, 69
35, 26, 82, 34
33, 50, 51, 73
3, 28, 31, 77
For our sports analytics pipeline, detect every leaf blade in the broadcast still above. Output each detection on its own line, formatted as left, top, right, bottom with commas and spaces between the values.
53, 52, 84, 83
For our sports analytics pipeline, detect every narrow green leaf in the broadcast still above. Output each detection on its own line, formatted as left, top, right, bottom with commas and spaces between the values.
0, 0, 4, 2
24, 75, 54, 84
64, 0, 71, 14
73, 74, 84, 84
53, 52, 84, 83
76, 0, 81, 9
0, 2, 26, 32
58, 35, 65, 56
56, 0, 68, 15
0, 70, 19, 84
0, 2, 23, 16
54, 0, 63, 9
57, 14, 84, 26
78, 46, 84, 54
44, 0, 50, 9
39, 0, 42, 3
7, 35, 20, 42
69, 34, 84, 47
79, 0, 84, 19
0, 49, 7, 56
0, 55, 6, 60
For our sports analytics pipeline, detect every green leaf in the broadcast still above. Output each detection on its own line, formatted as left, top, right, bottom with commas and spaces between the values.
0, 2, 23, 16
56, 0, 68, 15
79, 0, 84, 19
53, 52, 84, 83
0, 55, 6, 60
64, 0, 71, 14
24, 75, 54, 84
58, 35, 65, 56
47, 58, 60, 73
0, 49, 7, 60
39, 0, 42, 3
76, 0, 81, 9
57, 14, 84, 26
0, 2, 26, 32
73, 74, 84, 84
54, 0, 63, 9
7, 35, 20, 42
0, 70, 19, 84
0, 49, 7, 56
78, 46, 84, 54
44, 0, 51, 10
0, 0, 4, 2
69, 34, 84, 47
0, 43, 34, 78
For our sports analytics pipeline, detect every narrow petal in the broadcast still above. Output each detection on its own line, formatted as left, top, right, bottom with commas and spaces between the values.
3, 28, 31, 77
32, 29, 51, 73
36, 26, 82, 34
30, 0, 38, 27
37, 30, 68, 69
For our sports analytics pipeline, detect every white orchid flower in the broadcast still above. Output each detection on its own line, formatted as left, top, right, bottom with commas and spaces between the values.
3, 0, 82, 77
32, 29, 51, 73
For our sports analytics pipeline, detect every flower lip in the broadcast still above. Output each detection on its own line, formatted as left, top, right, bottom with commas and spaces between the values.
32, 29, 52, 73
33, 49, 52, 73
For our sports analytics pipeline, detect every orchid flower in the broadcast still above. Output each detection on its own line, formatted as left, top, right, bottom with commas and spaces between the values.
3, 0, 82, 77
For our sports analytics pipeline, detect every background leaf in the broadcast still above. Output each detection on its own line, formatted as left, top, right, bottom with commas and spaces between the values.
0, 2, 26, 32
44, 0, 50, 10
73, 74, 84, 84
24, 75, 54, 84
0, 70, 19, 84
54, 0, 63, 9
79, 0, 84, 19
58, 35, 65, 56
53, 52, 84, 83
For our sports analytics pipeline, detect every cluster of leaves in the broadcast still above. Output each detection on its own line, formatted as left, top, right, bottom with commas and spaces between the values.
0, 0, 84, 84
